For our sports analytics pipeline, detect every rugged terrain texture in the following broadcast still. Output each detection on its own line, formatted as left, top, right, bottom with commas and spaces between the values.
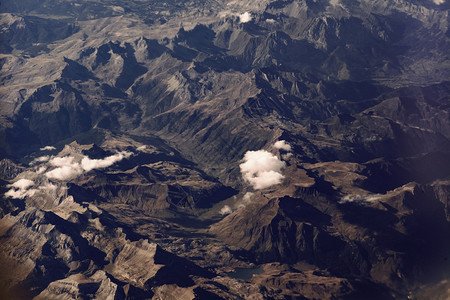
1, 0, 450, 299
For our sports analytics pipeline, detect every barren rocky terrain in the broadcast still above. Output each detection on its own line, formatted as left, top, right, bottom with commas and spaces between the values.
1, 0, 450, 299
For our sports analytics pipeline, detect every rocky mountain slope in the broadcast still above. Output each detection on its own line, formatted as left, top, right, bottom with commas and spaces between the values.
1, 0, 449, 299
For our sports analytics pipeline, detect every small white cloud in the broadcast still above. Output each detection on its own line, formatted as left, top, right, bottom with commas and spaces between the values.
219, 205, 233, 215
240, 150, 285, 190
274, 140, 292, 152
81, 151, 132, 172
46, 164, 83, 180
46, 155, 81, 180
36, 155, 51, 162
243, 192, 254, 203
136, 145, 146, 151
5, 179, 36, 199
45, 148, 132, 181
39, 183, 58, 191
248, 170, 284, 190
50, 156, 76, 167
239, 12, 252, 23
46, 156, 83, 180
265, 19, 276, 23
433, 0, 445, 4
40, 146, 56, 151
330, 0, 340, 6
238, 192, 254, 209
5, 189, 21, 198
31, 155, 51, 165
339, 194, 382, 204
5, 188, 37, 199
36, 166, 47, 174
9, 179, 34, 190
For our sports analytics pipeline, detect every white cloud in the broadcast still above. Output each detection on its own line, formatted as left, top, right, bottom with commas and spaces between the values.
265, 19, 276, 23
239, 12, 252, 23
50, 156, 76, 167
433, 0, 445, 4
240, 150, 285, 190
339, 194, 382, 204
243, 192, 254, 203
36, 155, 51, 162
248, 170, 284, 190
136, 145, 146, 151
40, 146, 56, 151
45, 164, 83, 180
330, 0, 340, 6
5, 178, 59, 199
274, 140, 292, 151
45, 151, 132, 180
5, 188, 36, 199
219, 205, 233, 215
39, 183, 58, 191
237, 192, 255, 209
81, 151, 132, 172
46, 155, 83, 180
9, 179, 34, 190
5, 179, 36, 199
36, 166, 47, 174
31, 155, 51, 165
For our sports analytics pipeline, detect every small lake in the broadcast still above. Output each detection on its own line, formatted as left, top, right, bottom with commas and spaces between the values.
226, 267, 264, 280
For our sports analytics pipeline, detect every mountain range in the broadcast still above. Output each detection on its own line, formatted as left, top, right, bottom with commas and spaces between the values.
1, 0, 449, 299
